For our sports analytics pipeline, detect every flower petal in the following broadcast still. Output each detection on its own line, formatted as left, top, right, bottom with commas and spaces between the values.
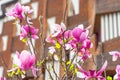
76, 63, 89, 76
96, 61, 107, 76
31, 66, 37, 77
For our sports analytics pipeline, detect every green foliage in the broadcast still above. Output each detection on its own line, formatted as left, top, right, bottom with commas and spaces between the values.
37, 59, 44, 66
22, 38, 27, 43
66, 60, 71, 65
107, 76, 112, 80
55, 42, 61, 49
8, 71, 15, 77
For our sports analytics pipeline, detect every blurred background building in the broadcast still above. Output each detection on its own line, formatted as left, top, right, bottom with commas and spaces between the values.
0, 0, 120, 79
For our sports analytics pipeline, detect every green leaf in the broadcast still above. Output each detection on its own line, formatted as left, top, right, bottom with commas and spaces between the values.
13, 64, 18, 68
7, 72, 12, 77
63, 39, 67, 43
66, 60, 71, 65
8, 71, 15, 77
69, 64, 74, 70
37, 59, 44, 66
107, 76, 112, 80
74, 68, 78, 74
22, 38, 27, 43
55, 42, 61, 49
16, 68, 21, 75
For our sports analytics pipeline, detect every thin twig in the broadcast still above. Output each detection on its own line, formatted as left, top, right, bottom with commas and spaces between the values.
26, 40, 33, 54
39, 16, 46, 59
99, 42, 106, 79
67, 52, 77, 70
63, 0, 68, 23
92, 55, 97, 66
45, 63, 54, 80
52, 57, 60, 80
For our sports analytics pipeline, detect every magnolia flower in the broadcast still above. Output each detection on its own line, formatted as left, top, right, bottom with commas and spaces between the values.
14, 50, 36, 77
77, 61, 107, 80
109, 51, 120, 61
114, 65, 120, 80
15, 50, 35, 70
72, 24, 89, 43
78, 48, 91, 61
46, 35, 55, 43
51, 23, 66, 37
6, 3, 23, 19
63, 30, 72, 39
20, 25, 39, 40
6, 3, 32, 19
0, 77, 6, 80
82, 39, 93, 49
46, 23, 66, 45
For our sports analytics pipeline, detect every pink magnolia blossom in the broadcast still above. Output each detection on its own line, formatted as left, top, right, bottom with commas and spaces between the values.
0, 77, 6, 80
109, 51, 120, 61
78, 48, 91, 61
63, 30, 72, 39
114, 65, 120, 80
76, 39, 93, 61
6, 3, 23, 19
46, 23, 66, 45
51, 23, 66, 37
6, 3, 32, 19
46, 35, 56, 44
14, 50, 36, 76
20, 25, 39, 40
72, 24, 89, 43
77, 61, 107, 80
82, 39, 93, 49
15, 50, 35, 70
71, 24, 91, 49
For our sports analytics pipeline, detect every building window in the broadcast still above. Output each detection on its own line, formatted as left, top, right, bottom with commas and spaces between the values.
101, 12, 120, 42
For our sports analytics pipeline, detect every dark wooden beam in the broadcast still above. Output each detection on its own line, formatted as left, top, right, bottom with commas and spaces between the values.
96, 0, 120, 14
102, 37, 120, 53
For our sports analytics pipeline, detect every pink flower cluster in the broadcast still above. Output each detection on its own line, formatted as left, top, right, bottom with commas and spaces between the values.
6, 2, 119, 80
6, 3, 39, 42
46, 23, 92, 61
5, 3, 38, 78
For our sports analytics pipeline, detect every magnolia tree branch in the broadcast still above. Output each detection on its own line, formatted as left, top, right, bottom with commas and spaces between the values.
99, 42, 107, 79
39, 16, 46, 60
